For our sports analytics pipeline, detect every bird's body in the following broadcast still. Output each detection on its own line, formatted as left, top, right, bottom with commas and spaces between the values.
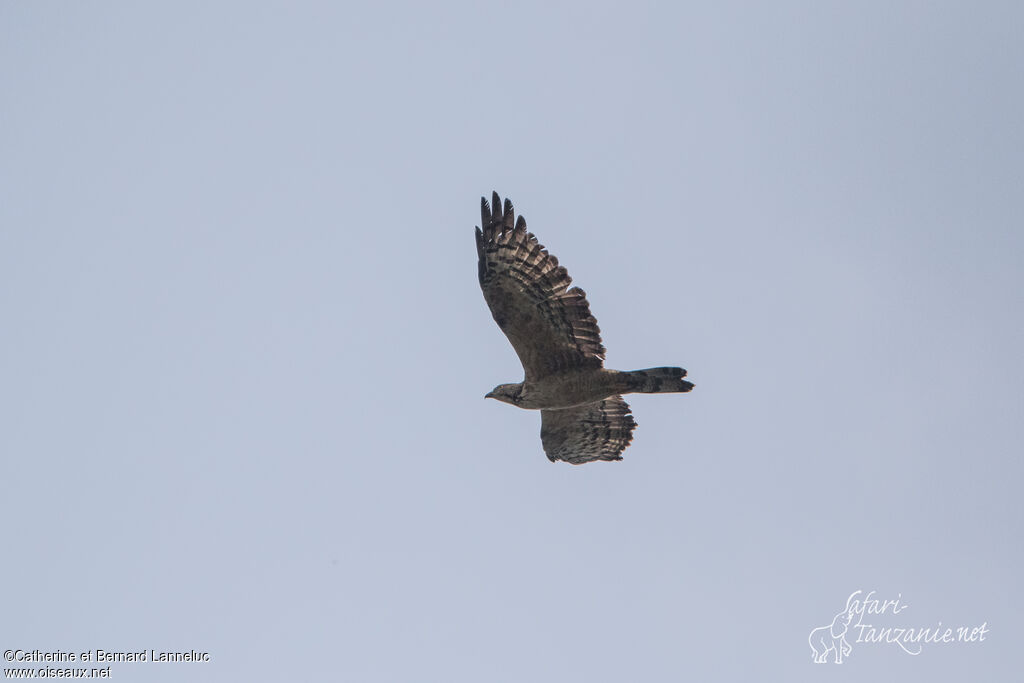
487, 367, 688, 410
477, 192, 693, 464
487, 368, 623, 410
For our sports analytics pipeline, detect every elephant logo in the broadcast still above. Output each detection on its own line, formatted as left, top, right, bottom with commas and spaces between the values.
809, 590, 861, 664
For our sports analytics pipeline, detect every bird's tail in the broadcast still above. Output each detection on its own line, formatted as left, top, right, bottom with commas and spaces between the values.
621, 367, 694, 394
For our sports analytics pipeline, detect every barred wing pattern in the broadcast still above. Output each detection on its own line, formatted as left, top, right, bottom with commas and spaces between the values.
476, 192, 604, 381
540, 397, 638, 464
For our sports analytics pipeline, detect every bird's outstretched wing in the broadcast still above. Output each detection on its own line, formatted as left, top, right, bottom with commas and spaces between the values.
476, 191, 604, 381
540, 396, 637, 464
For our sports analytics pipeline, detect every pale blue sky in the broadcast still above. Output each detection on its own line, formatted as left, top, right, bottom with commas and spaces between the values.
2, 2, 1022, 681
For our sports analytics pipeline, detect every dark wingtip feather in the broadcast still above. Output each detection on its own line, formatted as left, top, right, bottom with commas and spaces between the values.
502, 198, 514, 229
503, 196, 516, 228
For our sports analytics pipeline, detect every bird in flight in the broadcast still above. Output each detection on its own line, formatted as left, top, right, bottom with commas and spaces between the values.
476, 192, 694, 464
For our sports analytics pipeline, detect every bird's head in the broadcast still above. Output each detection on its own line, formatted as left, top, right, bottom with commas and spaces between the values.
485, 383, 523, 406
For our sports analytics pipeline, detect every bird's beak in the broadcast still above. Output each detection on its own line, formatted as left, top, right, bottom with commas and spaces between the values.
484, 391, 495, 399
